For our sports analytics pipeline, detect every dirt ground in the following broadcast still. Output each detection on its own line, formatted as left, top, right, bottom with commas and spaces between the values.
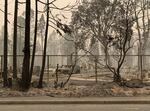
0, 78, 150, 97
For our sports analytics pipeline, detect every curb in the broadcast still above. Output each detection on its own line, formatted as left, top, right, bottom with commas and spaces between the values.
0, 100, 150, 105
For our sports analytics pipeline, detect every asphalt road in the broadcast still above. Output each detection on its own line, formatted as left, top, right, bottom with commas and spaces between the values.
0, 104, 150, 111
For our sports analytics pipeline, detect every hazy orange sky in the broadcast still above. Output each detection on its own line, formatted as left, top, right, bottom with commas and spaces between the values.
0, 0, 79, 33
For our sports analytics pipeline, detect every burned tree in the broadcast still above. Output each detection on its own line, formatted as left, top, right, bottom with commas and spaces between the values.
21, 0, 31, 90
38, 0, 50, 88
3, 0, 8, 87
30, 0, 38, 83
71, 0, 135, 84
13, 0, 18, 79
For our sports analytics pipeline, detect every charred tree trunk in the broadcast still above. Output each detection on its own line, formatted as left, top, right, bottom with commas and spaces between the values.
113, 73, 121, 83
3, 0, 8, 87
133, 1, 143, 81
13, 0, 18, 79
38, 0, 49, 88
30, 0, 38, 83
21, 0, 31, 90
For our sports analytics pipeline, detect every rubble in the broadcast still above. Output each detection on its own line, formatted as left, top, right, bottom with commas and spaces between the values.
0, 81, 150, 97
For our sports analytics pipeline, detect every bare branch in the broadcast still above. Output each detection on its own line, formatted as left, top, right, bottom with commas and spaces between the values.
37, 9, 47, 13
0, 9, 4, 13
18, 2, 26, 4
0, 9, 12, 15
50, 3, 77, 11
48, 24, 57, 30
17, 25, 24, 28
38, 0, 56, 5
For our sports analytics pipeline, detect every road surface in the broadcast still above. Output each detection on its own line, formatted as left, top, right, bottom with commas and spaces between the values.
0, 104, 150, 111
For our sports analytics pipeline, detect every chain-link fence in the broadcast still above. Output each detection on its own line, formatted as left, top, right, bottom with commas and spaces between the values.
0, 55, 150, 82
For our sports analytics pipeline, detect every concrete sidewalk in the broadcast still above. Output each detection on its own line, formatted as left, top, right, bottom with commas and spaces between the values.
0, 96, 150, 104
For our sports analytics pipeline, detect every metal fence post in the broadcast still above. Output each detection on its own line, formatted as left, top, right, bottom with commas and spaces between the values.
47, 55, 49, 82
1, 55, 3, 78
95, 56, 98, 83
141, 55, 143, 82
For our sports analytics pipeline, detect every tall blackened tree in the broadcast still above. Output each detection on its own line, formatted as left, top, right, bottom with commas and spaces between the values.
21, 0, 31, 90
30, 0, 38, 83
13, 0, 18, 79
3, 0, 8, 87
38, 0, 49, 88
